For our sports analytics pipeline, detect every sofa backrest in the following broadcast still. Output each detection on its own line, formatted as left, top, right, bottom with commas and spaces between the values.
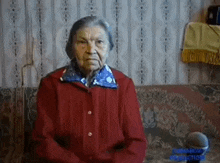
1, 85, 220, 162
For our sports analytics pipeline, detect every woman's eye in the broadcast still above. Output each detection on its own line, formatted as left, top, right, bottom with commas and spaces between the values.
78, 40, 87, 44
97, 40, 104, 44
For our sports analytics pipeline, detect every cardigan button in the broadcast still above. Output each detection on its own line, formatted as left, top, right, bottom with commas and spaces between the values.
88, 111, 92, 114
88, 132, 92, 136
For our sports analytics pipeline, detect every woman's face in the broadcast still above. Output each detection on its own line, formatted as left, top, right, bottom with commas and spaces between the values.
73, 25, 109, 75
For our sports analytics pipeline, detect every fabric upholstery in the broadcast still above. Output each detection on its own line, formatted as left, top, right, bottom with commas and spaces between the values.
1, 85, 220, 162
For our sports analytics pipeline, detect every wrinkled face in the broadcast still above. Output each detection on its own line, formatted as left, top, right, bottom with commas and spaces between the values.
73, 25, 109, 75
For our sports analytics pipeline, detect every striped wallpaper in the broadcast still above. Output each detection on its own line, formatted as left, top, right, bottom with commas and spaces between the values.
0, 0, 218, 88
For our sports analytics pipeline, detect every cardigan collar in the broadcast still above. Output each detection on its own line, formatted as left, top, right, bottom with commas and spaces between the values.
60, 60, 118, 89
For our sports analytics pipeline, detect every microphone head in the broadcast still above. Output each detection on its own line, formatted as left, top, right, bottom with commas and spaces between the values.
186, 132, 209, 154
185, 132, 209, 162
186, 132, 209, 149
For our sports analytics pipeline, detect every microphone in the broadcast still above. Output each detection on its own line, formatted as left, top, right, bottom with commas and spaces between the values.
185, 132, 209, 163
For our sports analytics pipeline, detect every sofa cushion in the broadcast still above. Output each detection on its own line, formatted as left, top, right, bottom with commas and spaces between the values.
136, 85, 220, 162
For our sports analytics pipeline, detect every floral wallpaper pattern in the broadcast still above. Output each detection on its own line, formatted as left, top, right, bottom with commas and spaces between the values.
0, 0, 219, 88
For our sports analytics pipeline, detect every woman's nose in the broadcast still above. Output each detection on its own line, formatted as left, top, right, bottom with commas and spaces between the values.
86, 42, 96, 54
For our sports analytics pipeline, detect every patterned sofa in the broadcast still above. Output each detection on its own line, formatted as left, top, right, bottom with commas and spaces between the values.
1, 85, 220, 163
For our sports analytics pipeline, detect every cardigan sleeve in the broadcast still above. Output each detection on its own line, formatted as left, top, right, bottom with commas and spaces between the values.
32, 78, 86, 163
94, 79, 147, 163
111, 79, 147, 163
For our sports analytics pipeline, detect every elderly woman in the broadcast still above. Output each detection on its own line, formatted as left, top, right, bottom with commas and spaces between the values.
32, 16, 147, 163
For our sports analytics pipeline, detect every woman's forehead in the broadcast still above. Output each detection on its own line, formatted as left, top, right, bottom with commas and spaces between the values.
75, 26, 108, 39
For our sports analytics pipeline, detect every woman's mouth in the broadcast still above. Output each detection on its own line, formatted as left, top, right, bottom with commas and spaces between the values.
86, 58, 98, 61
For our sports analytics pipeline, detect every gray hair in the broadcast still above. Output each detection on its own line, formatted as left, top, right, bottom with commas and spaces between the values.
65, 16, 114, 60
